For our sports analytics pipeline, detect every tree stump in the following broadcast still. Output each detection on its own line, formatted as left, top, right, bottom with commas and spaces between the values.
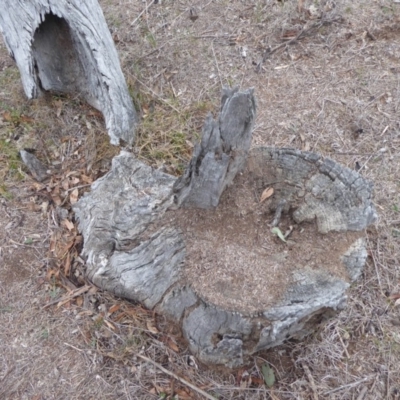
0, 0, 137, 144
74, 88, 377, 367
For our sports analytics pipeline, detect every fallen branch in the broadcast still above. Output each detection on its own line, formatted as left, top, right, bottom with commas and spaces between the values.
137, 354, 217, 400
42, 284, 91, 309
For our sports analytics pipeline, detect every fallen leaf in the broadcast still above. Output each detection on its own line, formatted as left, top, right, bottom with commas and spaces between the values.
260, 187, 274, 203
261, 363, 275, 388
70, 188, 79, 204
64, 252, 71, 276
302, 141, 310, 151
146, 319, 159, 334
251, 376, 264, 386
2, 111, 11, 121
271, 227, 287, 243
76, 296, 83, 307
104, 319, 116, 331
20, 114, 34, 123
108, 304, 121, 315
174, 388, 193, 399
166, 337, 179, 352
63, 219, 75, 231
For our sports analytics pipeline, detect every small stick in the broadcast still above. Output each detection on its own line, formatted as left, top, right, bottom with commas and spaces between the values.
336, 327, 350, 359
301, 362, 318, 400
137, 354, 217, 400
323, 375, 375, 395
211, 41, 223, 88
271, 199, 286, 227
128, 73, 181, 114
130, 0, 156, 27
42, 285, 91, 309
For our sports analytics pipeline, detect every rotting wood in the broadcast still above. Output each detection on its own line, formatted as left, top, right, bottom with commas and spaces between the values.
173, 87, 256, 209
74, 88, 377, 367
0, 0, 137, 145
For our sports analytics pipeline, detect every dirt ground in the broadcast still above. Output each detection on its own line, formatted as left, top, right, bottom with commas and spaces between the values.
1, 0, 400, 399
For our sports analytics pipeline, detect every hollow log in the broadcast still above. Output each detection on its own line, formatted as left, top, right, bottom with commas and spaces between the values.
0, 0, 137, 144
74, 88, 377, 367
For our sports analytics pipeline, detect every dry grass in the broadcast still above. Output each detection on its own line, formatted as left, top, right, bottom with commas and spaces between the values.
1, 0, 400, 398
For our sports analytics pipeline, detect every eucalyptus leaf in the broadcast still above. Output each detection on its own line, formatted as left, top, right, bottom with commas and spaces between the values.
261, 363, 275, 387
271, 227, 286, 242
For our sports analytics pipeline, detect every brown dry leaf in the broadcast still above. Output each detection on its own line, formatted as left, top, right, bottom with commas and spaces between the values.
56, 285, 91, 309
75, 296, 84, 307
51, 194, 62, 206
80, 174, 93, 184
62, 219, 75, 231
61, 179, 70, 191
166, 337, 179, 352
174, 388, 193, 399
260, 187, 274, 203
251, 376, 264, 386
64, 252, 71, 276
108, 304, 121, 315
20, 114, 34, 123
46, 268, 59, 281
104, 319, 116, 331
2, 111, 11, 121
88, 286, 98, 295
146, 319, 159, 334
70, 188, 79, 204
54, 99, 63, 117
302, 141, 311, 151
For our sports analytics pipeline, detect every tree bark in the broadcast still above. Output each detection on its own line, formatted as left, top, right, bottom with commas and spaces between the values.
0, 0, 137, 145
74, 88, 377, 367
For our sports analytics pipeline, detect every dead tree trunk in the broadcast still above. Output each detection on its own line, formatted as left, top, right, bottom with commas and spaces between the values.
0, 0, 137, 145
74, 88, 377, 367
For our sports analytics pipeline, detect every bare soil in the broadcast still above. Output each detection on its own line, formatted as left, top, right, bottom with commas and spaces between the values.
1, 0, 400, 399
169, 166, 362, 315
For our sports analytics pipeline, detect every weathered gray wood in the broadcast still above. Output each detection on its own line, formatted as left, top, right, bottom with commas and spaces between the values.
173, 87, 256, 209
247, 147, 377, 233
74, 89, 377, 367
0, 0, 137, 144
20, 150, 49, 182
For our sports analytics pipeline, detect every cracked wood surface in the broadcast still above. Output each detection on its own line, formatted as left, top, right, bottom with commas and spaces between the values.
74, 88, 377, 367
0, 0, 137, 144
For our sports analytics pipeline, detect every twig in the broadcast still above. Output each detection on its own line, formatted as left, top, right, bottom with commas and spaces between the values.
128, 72, 181, 114
256, 17, 337, 72
271, 199, 286, 227
137, 354, 217, 400
356, 386, 368, 400
65, 183, 92, 193
211, 41, 223, 87
323, 375, 375, 395
130, 0, 155, 27
336, 327, 350, 359
301, 362, 318, 400
42, 284, 91, 309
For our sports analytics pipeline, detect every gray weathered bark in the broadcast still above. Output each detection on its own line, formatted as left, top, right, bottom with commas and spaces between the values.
173, 87, 256, 208
20, 150, 49, 182
0, 0, 137, 145
74, 88, 377, 367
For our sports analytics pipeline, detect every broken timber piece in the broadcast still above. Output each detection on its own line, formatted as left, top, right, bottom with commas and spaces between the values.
173, 87, 256, 208
74, 88, 377, 367
20, 150, 49, 182
0, 0, 137, 145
